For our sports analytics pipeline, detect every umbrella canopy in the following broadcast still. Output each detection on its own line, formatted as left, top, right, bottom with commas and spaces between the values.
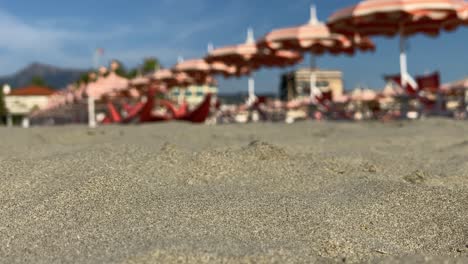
446, 2, 468, 27
100, 71, 129, 94
328, 0, 465, 36
86, 76, 108, 99
174, 59, 235, 83
259, 6, 375, 55
205, 28, 302, 102
259, 5, 375, 100
86, 67, 110, 99
73, 83, 86, 101
461, 2, 468, 23
328, 0, 466, 90
441, 76, 468, 93
351, 88, 378, 101
152, 69, 194, 89
130, 75, 150, 87
205, 29, 303, 73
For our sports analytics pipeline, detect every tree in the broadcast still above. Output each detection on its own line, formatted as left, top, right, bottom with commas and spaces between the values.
126, 69, 138, 79
78, 72, 91, 84
111, 60, 129, 78
142, 57, 160, 74
30, 76, 47, 87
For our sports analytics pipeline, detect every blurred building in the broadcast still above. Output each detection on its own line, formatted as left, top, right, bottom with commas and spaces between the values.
279, 68, 344, 101
168, 84, 218, 108
4, 85, 55, 126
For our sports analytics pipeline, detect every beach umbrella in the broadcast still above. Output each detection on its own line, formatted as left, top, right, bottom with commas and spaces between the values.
152, 69, 194, 89
461, 2, 468, 23
205, 28, 303, 104
441, 77, 468, 95
174, 58, 235, 84
351, 88, 378, 102
74, 83, 87, 102
259, 5, 375, 99
97, 61, 130, 96
101, 72, 129, 95
328, 0, 466, 89
446, 2, 468, 27
130, 75, 150, 87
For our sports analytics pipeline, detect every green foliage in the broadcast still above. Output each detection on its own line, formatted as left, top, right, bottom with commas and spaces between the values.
71, 56, 163, 85
126, 69, 138, 79
142, 57, 160, 74
78, 72, 91, 84
30, 76, 47, 87
110, 60, 127, 78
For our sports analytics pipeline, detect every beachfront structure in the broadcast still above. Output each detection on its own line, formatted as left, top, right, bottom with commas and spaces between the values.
279, 68, 344, 101
4, 85, 55, 126
259, 5, 374, 99
168, 84, 218, 109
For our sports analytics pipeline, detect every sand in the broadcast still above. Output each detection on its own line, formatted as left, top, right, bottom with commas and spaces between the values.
0, 119, 467, 263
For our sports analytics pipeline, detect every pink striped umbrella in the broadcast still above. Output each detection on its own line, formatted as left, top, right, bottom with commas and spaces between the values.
74, 83, 87, 101
100, 71, 129, 94
65, 90, 75, 104
259, 6, 374, 55
174, 59, 235, 84
152, 69, 194, 89
351, 88, 378, 101
86, 77, 108, 99
446, 2, 468, 27
328, 0, 466, 89
259, 5, 375, 99
333, 94, 351, 104
205, 32, 302, 71
130, 75, 150, 87
461, 2, 468, 23
441, 77, 468, 94
205, 28, 303, 102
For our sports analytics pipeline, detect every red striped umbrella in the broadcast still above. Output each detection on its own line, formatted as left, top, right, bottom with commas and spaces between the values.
205, 29, 303, 103
259, 5, 375, 99
328, 0, 466, 89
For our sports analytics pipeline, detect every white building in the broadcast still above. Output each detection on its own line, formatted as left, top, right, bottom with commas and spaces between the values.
168, 84, 218, 108
4, 85, 55, 126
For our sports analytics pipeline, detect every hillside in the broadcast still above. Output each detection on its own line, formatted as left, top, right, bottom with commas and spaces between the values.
0, 63, 88, 90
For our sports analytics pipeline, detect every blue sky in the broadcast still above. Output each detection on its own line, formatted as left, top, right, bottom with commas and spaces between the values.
0, 0, 466, 93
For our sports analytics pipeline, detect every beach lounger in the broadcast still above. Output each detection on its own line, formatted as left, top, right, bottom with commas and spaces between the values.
139, 88, 171, 123
178, 94, 212, 123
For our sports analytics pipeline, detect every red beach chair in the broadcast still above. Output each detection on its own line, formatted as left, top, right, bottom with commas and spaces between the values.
121, 102, 145, 123
106, 102, 122, 123
139, 88, 171, 123
178, 94, 212, 123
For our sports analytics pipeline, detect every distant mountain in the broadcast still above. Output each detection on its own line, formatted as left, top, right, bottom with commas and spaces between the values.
0, 63, 88, 90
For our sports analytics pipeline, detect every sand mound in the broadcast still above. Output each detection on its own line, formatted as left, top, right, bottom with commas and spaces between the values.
241, 140, 288, 160
0, 119, 467, 263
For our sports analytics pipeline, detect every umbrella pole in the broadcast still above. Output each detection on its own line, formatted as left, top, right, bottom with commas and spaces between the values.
248, 74, 255, 104
399, 31, 408, 89
310, 54, 319, 100
88, 96, 96, 128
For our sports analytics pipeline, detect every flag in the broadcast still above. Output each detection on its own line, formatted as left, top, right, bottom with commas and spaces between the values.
96, 48, 104, 56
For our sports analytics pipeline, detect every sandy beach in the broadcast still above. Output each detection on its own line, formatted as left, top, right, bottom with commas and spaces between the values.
0, 119, 467, 263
